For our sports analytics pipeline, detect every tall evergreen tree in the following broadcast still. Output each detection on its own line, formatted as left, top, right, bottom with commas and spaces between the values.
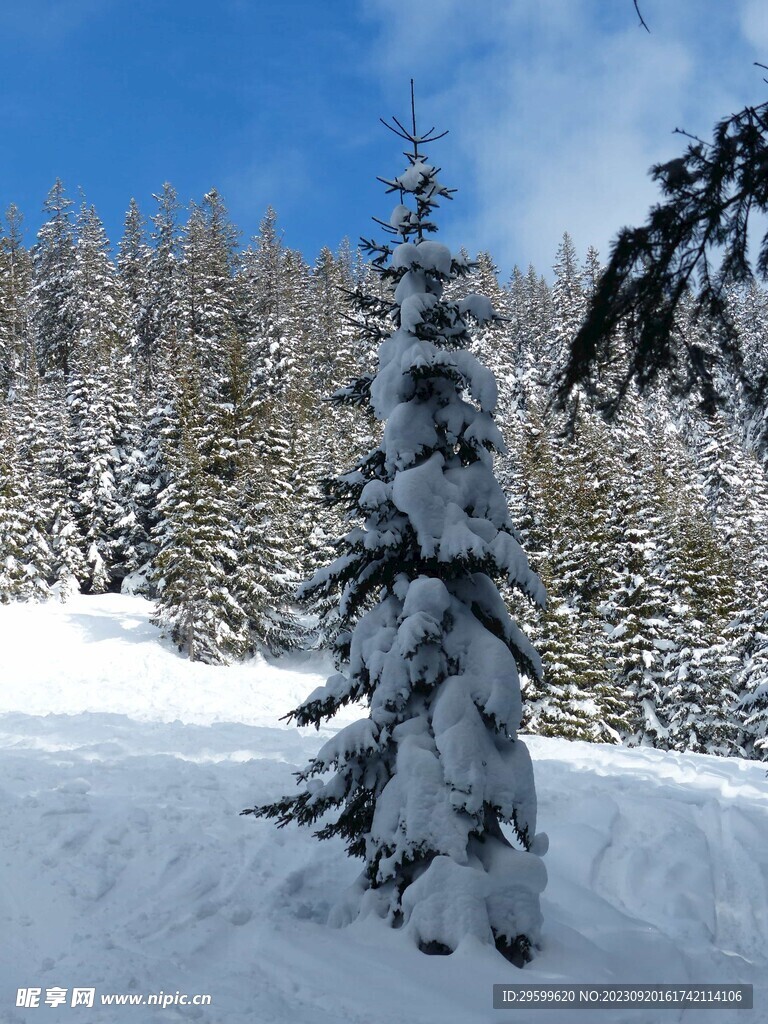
118, 198, 154, 395
32, 180, 77, 377
0, 402, 49, 601
246, 100, 548, 964
237, 218, 317, 621
152, 369, 248, 662
550, 231, 584, 366
140, 183, 184, 564
0, 205, 33, 400
66, 203, 135, 592
223, 327, 304, 654
236, 206, 291, 388
599, 405, 681, 747
736, 613, 768, 759
27, 375, 88, 597
660, 434, 741, 755
518, 405, 626, 742
179, 189, 238, 396
146, 183, 183, 393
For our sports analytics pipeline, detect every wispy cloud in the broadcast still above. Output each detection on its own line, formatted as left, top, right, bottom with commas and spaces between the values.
739, 0, 768, 55
218, 145, 314, 243
362, 0, 763, 276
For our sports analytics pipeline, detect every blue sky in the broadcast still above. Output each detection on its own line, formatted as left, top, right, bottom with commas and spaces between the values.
2, 0, 768, 278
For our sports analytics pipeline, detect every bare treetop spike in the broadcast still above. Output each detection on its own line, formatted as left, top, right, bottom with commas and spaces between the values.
379, 81, 449, 162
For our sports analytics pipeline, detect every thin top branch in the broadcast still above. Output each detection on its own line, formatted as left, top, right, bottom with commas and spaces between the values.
380, 81, 449, 161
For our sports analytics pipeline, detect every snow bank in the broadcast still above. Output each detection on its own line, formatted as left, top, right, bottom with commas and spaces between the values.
1, 594, 766, 1023
0, 593, 356, 733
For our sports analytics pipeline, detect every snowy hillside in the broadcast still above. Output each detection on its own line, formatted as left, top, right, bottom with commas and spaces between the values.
1, 594, 766, 1024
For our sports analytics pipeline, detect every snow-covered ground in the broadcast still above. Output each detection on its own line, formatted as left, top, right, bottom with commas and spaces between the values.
1, 594, 766, 1023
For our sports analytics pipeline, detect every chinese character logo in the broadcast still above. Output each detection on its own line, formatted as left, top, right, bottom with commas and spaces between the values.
45, 987, 68, 1007
71, 988, 96, 1007
16, 988, 41, 1008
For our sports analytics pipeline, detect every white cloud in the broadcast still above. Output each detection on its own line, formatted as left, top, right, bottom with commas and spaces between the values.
739, 0, 768, 54
363, 0, 761, 277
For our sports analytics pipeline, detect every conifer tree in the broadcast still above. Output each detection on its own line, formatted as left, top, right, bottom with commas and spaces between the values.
179, 189, 238, 396
509, 398, 626, 742
144, 182, 184, 453
236, 206, 291, 387
32, 180, 77, 377
147, 183, 182, 368
4, 373, 53, 598
152, 369, 248, 662
298, 244, 374, 583
468, 253, 517, 421
0, 205, 33, 400
661, 447, 741, 755
224, 329, 304, 655
118, 198, 154, 395
581, 245, 603, 300
66, 202, 134, 592
521, 264, 552, 368
0, 403, 49, 601
246, 96, 548, 964
559, 94, 768, 430
550, 232, 584, 366
140, 184, 184, 561
601, 407, 680, 747
28, 376, 88, 597
736, 613, 768, 759
237, 218, 316, 622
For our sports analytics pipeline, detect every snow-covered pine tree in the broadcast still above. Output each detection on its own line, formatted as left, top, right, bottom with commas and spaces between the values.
0, 205, 33, 401
581, 245, 602, 300
245, 94, 548, 964
660, 435, 741, 756
550, 232, 584, 370
178, 188, 238, 398
236, 217, 316, 643
517, 404, 625, 743
298, 244, 374, 585
0, 401, 50, 601
118, 198, 154, 396
3, 372, 54, 598
67, 202, 133, 593
466, 252, 517, 422
32, 180, 78, 377
152, 367, 248, 663
147, 183, 182, 375
220, 326, 304, 655
735, 612, 768, 758
139, 184, 184, 585
235, 206, 293, 388
26, 375, 88, 598
520, 264, 552, 370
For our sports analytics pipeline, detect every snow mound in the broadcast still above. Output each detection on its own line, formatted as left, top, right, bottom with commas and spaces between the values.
0, 594, 766, 1023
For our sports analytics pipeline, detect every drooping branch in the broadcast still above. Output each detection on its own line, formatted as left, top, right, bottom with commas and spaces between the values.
557, 99, 768, 418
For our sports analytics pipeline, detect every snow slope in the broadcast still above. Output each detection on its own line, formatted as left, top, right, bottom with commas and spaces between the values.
1, 594, 766, 1023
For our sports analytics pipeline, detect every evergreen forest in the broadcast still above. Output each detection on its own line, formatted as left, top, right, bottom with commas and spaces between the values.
1, 182, 766, 761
